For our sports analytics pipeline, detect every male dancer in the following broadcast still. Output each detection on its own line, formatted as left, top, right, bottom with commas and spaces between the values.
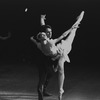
30, 15, 56, 100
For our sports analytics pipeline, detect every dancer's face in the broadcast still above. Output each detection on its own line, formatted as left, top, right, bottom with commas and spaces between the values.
46, 28, 52, 38
40, 32, 48, 40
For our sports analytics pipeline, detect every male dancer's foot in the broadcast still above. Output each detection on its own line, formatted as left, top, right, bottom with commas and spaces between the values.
43, 85, 52, 96
43, 77, 53, 97
43, 91, 52, 96
38, 89, 43, 100
37, 85, 44, 100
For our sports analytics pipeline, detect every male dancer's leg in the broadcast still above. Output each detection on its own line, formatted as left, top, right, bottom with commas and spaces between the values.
43, 57, 56, 96
37, 55, 55, 99
37, 64, 47, 100
37, 53, 48, 100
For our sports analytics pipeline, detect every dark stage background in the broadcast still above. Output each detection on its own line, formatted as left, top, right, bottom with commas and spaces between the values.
0, 0, 100, 70
0, 0, 100, 99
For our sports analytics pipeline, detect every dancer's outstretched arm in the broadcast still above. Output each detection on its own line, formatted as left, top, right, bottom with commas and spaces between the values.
41, 15, 46, 26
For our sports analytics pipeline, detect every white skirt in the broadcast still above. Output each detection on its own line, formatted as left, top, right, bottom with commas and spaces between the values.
56, 40, 72, 63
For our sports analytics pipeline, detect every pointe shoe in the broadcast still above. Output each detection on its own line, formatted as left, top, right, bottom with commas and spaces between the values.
72, 11, 85, 29
58, 89, 64, 100
58, 94, 63, 100
76, 11, 85, 23
58, 93, 63, 100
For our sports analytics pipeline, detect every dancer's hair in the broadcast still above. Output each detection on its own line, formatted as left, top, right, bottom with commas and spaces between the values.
40, 25, 52, 32
37, 32, 46, 41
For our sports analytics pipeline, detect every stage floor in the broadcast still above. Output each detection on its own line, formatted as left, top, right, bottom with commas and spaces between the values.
0, 64, 100, 100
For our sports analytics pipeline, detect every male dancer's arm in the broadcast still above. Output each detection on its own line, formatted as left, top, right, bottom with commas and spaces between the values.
40, 15, 46, 26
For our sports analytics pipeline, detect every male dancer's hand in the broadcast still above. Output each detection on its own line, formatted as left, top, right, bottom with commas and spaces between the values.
41, 14, 46, 20
30, 36, 33, 40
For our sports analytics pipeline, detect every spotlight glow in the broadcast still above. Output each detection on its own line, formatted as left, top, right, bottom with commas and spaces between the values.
25, 8, 28, 12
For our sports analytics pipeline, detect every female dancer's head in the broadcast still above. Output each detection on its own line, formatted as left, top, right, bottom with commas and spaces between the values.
37, 32, 48, 41
40, 25, 52, 39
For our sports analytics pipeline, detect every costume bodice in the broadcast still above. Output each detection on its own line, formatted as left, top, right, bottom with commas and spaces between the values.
40, 39, 58, 56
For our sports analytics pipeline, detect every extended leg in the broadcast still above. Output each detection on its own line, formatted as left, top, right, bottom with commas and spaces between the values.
72, 11, 84, 28
65, 28, 78, 46
62, 11, 84, 40
64, 11, 84, 46
43, 72, 53, 96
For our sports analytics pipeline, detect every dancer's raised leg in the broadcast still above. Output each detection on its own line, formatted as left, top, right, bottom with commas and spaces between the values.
63, 11, 84, 46
72, 11, 84, 28
61, 11, 84, 41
